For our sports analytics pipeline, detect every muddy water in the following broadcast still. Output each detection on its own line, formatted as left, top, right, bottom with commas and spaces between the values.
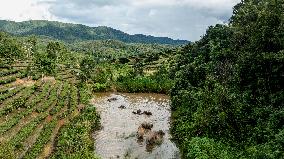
91, 93, 180, 159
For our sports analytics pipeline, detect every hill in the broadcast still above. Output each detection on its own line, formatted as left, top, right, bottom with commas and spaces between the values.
0, 20, 189, 45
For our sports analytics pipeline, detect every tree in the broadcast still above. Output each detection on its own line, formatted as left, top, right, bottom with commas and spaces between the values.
170, 0, 284, 158
0, 32, 23, 65
230, 0, 284, 53
46, 42, 60, 61
79, 56, 96, 82
25, 36, 37, 58
34, 42, 61, 76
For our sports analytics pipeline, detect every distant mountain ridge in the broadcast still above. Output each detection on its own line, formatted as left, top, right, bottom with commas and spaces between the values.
0, 20, 189, 45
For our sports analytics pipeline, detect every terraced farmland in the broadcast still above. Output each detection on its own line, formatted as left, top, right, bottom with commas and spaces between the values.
0, 66, 100, 159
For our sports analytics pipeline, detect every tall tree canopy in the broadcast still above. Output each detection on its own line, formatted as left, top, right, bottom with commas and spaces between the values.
170, 0, 284, 158
0, 32, 23, 65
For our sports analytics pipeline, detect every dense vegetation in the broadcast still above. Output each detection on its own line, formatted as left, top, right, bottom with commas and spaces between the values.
0, 20, 189, 45
170, 0, 284, 158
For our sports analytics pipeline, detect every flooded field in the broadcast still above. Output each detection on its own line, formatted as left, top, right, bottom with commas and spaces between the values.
91, 93, 180, 159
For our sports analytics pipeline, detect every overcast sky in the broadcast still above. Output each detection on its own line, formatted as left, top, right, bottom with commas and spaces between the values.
0, 0, 240, 41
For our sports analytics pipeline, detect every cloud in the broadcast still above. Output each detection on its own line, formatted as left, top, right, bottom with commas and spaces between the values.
0, 0, 56, 21
0, 0, 241, 41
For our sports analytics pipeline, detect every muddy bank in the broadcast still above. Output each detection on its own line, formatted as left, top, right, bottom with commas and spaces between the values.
91, 93, 180, 159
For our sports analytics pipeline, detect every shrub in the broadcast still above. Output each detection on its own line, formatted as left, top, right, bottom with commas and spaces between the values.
183, 137, 235, 159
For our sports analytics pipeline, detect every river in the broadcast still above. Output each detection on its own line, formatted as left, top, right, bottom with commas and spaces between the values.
91, 93, 180, 159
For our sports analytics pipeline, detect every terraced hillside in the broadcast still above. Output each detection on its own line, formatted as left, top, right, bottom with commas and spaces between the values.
0, 64, 100, 159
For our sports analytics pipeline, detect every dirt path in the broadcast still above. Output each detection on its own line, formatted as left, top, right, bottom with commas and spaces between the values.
37, 97, 69, 159
38, 119, 65, 159
16, 122, 45, 158
38, 100, 84, 159
14, 100, 58, 158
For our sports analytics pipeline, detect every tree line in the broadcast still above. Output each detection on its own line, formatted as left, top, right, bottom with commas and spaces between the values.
170, 0, 284, 158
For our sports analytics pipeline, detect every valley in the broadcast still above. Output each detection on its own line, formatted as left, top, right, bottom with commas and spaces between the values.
0, 0, 284, 158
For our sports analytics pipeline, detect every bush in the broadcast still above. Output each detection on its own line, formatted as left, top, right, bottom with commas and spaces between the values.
183, 137, 235, 159
92, 83, 109, 92
116, 74, 173, 94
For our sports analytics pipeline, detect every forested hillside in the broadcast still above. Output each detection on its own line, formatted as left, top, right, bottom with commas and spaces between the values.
0, 20, 189, 45
170, 0, 284, 158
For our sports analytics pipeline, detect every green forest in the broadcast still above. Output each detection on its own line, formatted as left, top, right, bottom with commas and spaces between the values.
0, 20, 189, 45
0, 0, 283, 158
170, 0, 284, 158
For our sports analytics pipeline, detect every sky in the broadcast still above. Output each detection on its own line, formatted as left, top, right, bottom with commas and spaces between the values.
0, 0, 241, 41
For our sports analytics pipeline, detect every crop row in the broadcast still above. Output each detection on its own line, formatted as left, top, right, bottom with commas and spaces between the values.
0, 71, 27, 85
49, 83, 69, 116
35, 83, 60, 113
0, 86, 37, 117
0, 86, 11, 95
0, 65, 10, 69
51, 106, 100, 159
67, 85, 78, 114
56, 84, 78, 120
5, 83, 61, 156
0, 82, 50, 135
0, 86, 25, 103
23, 82, 76, 158
50, 82, 99, 158
1, 79, 97, 158
8, 113, 48, 150
23, 83, 71, 159
0, 69, 19, 77
23, 119, 57, 159
78, 85, 92, 104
